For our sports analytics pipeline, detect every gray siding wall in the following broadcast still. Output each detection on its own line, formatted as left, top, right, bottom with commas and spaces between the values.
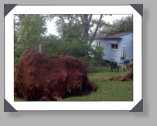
92, 33, 133, 63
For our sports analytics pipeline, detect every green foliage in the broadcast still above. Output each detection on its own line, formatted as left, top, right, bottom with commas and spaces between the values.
103, 16, 133, 34
60, 23, 84, 41
42, 35, 60, 55
86, 46, 105, 67
14, 31, 21, 66
17, 15, 46, 49
113, 16, 133, 33
56, 15, 88, 43
42, 38, 91, 58
43, 17, 92, 57
91, 46, 104, 61
14, 15, 46, 66
43, 39, 91, 57
14, 14, 133, 68
14, 14, 104, 66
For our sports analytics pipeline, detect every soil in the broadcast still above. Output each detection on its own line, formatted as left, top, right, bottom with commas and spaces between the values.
14, 49, 97, 101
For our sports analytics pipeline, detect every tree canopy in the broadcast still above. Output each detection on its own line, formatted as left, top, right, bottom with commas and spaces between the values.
14, 14, 133, 67
102, 15, 133, 34
14, 15, 46, 66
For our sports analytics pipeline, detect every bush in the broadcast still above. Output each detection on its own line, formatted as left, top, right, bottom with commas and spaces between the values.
80, 56, 111, 73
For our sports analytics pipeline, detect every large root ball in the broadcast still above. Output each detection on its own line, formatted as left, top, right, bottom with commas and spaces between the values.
14, 49, 97, 101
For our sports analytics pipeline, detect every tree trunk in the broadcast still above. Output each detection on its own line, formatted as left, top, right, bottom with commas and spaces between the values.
83, 14, 89, 38
82, 14, 93, 41
90, 14, 103, 45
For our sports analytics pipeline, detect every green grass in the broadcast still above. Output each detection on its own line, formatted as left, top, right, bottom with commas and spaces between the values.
63, 72, 133, 101
88, 71, 129, 80
87, 66, 111, 73
14, 71, 133, 101
14, 96, 25, 101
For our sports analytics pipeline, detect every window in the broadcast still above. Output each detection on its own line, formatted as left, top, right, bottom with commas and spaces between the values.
111, 44, 118, 49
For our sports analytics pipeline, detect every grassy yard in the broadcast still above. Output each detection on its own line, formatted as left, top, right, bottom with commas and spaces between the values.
63, 71, 133, 101
14, 97, 25, 101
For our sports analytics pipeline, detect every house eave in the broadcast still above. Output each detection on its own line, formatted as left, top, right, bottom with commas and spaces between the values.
94, 32, 133, 41
95, 38, 122, 41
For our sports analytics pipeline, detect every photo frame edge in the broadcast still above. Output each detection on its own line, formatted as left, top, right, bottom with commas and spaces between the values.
130, 98, 143, 112
4, 4, 17, 17
130, 4, 143, 17
4, 4, 141, 111
4, 98, 17, 112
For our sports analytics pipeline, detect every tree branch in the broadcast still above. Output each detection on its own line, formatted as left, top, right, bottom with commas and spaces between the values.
88, 14, 93, 24
69, 16, 82, 23
90, 14, 103, 45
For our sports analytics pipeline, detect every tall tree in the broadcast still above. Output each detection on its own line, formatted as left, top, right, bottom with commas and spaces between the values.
44, 14, 104, 57
81, 14, 93, 39
16, 15, 46, 49
53, 14, 103, 45
14, 15, 46, 66
102, 15, 133, 34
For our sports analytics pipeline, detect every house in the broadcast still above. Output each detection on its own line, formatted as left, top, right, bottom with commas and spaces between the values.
92, 32, 133, 64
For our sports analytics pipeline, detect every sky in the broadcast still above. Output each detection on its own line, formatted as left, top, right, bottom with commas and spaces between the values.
46, 14, 131, 36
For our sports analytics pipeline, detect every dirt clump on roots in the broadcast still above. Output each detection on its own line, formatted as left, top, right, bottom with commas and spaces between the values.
14, 49, 97, 101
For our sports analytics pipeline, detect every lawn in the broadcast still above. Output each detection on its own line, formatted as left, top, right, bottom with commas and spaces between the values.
63, 71, 133, 101
14, 71, 133, 101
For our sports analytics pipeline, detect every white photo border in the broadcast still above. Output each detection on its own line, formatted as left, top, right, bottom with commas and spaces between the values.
5, 5, 142, 110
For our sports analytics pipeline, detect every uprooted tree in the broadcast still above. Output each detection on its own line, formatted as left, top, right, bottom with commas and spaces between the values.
14, 14, 133, 101
15, 49, 97, 101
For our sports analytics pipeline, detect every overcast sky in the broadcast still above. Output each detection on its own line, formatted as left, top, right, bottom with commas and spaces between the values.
46, 14, 132, 36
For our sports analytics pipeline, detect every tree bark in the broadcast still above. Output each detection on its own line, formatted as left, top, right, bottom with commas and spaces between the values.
83, 14, 89, 38
82, 14, 93, 40
90, 14, 103, 45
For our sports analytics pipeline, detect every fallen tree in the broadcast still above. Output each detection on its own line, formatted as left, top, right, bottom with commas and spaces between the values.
14, 49, 97, 101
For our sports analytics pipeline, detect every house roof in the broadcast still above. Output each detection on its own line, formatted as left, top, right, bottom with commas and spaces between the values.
95, 32, 132, 40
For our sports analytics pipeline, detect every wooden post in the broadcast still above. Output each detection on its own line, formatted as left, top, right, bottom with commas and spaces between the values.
39, 43, 42, 53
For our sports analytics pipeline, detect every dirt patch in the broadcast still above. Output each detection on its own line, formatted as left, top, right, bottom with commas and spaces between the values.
14, 49, 97, 101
